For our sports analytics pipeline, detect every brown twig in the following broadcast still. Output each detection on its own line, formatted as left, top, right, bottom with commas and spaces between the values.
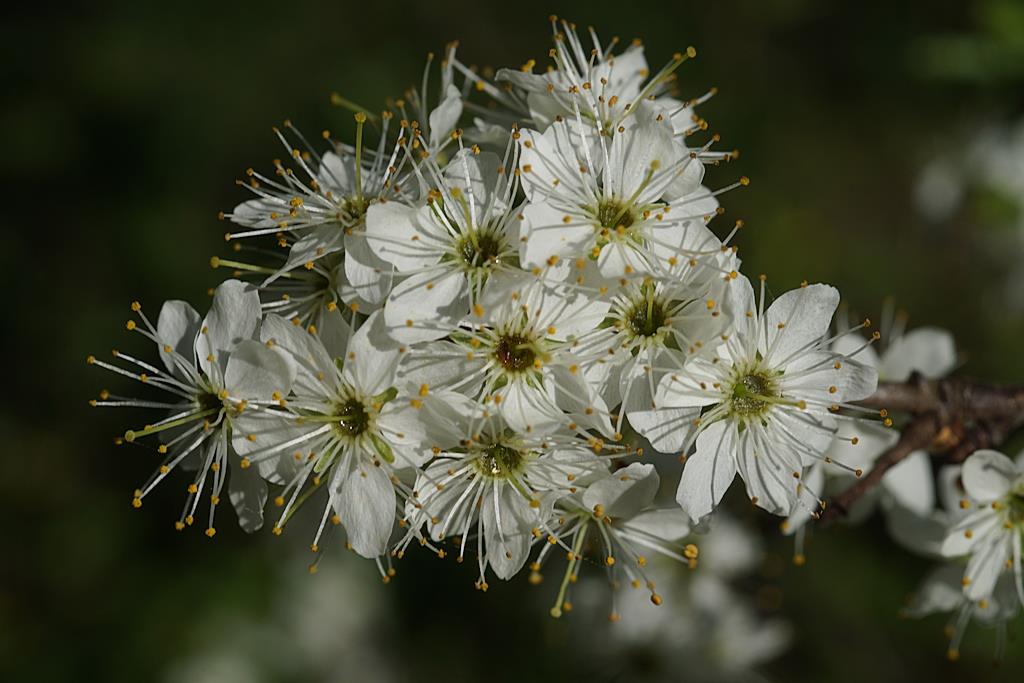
819, 373, 1024, 525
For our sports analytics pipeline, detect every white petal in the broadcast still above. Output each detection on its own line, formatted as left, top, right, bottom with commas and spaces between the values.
376, 401, 434, 468
260, 313, 339, 395
229, 458, 268, 532
832, 334, 881, 370
196, 279, 261, 377
676, 420, 738, 523
881, 450, 935, 515
542, 285, 612, 340
156, 300, 201, 374
884, 505, 947, 557
760, 284, 839, 367
629, 406, 701, 455
334, 458, 396, 558
655, 358, 721, 409
429, 84, 463, 149
673, 185, 720, 221
382, 267, 468, 343
224, 339, 296, 401
881, 327, 957, 381
662, 154, 705, 200
582, 463, 659, 518
519, 201, 593, 270
397, 340, 485, 397
443, 148, 501, 217
364, 202, 442, 271
494, 67, 548, 92
771, 409, 835, 469
606, 104, 678, 200
548, 366, 613, 436
782, 462, 825, 535
940, 509, 1001, 557
964, 537, 1011, 600
622, 508, 691, 542
722, 273, 757, 343
343, 232, 394, 306
274, 225, 344, 280
230, 198, 279, 228
735, 423, 799, 516
317, 151, 355, 193
318, 306, 352, 360
230, 410, 310, 484
962, 449, 1017, 502
596, 240, 650, 278
822, 419, 897, 472
482, 483, 535, 580
518, 125, 594, 203
903, 565, 967, 617
342, 311, 400, 396
496, 376, 561, 434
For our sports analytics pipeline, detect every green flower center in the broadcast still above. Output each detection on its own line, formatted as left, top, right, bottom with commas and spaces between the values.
626, 298, 668, 338
332, 398, 370, 438
457, 231, 504, 269
596, 199, 636, 231
730, 373, 775, 416
196, 391, 225, 412
338, 196, 371, 225
494, 334, 536, 373
474, 443, 526, 479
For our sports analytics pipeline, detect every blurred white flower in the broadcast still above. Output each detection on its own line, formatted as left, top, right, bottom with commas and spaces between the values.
940, 449, 1024, 608
533, 462, 693, 617
904, 562, 1021, 661
165, 560, 398, 683
783, 317, 957, 549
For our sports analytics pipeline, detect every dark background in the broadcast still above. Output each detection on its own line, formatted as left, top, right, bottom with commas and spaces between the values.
3, 1, 1024, 680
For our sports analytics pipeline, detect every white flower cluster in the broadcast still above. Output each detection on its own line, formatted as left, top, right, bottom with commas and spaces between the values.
94, 18, 1024, 633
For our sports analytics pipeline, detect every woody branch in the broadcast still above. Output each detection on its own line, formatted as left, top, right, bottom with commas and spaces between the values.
820, 373, 1024, 524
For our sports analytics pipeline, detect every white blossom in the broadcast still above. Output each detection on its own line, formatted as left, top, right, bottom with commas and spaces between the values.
89, 280, 294, 534
365, 145, 523, 342
223, 117, 409, 308
531, 462, 694, 618
517, 102, 728, 279
233, 310, 427, 560
398, 275, 615, 435
940, 449, 1024, 609
643, 276, 879, 523
397, 398, 612, 587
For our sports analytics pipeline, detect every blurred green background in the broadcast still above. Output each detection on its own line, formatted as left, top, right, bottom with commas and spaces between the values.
4, 0, 1024, 680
